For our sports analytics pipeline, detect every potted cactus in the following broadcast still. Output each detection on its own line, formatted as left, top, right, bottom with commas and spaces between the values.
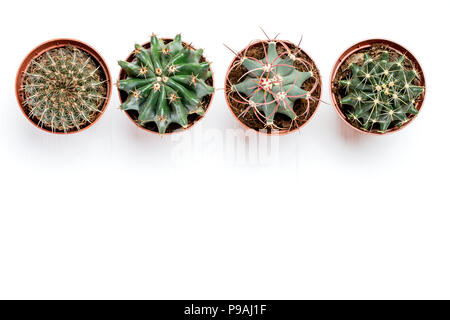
117, 34, 215, 134
15, 39, 112, 134
224, 34, 322, 135
330, 39, 426, 134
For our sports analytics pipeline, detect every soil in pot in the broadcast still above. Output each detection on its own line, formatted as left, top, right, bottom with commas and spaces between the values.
331, 42, 425, 133
118, 37, 214, 134
225, 40, 321, 134
18, 43, 110, 134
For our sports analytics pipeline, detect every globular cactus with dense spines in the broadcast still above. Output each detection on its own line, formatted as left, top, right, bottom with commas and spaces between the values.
22, 47, 107, 132
118, 34, 214, 134
339, 52, 424, 132
230, 40, 318, 129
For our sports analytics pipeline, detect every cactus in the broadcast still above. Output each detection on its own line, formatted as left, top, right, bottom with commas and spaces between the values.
229, 40, 319, 129
339, 52, 424, 132
22, 46, 107, 132
118, 34, 214, 134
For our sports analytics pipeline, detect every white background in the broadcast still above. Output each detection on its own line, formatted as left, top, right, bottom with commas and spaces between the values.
1, 0, 449, 299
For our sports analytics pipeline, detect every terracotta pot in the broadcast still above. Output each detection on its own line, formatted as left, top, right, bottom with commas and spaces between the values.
330, 39, 426, 135
117, 38, 215, 135
224, 39, 322, 136
15, 39, 112, 134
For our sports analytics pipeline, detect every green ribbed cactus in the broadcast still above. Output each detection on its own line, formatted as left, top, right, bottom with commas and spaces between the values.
118, 34, 214, 134
23, 47, 107, 132
339, 52, 424, 132
231, 41, 313, 127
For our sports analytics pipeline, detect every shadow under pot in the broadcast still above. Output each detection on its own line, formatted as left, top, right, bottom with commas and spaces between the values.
330, 39, 426, 135
15, 39, 112, 134
224, 39, 322, 135
117, 34, 215, 135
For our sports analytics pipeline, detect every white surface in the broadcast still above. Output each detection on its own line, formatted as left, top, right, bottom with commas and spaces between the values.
0, 0, 449, 300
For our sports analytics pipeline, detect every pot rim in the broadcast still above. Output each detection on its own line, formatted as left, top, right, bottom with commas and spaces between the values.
15, 38, 112, 135
117, 37, 215, 135
224, 39, 323, 136
329, 38, 427, 135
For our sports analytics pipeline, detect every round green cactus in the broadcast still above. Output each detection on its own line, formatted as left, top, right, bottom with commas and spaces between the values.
22, 47, 107, 132
230, 40, 319, 129
118, 34, 214, 134
339, 52, 425, 132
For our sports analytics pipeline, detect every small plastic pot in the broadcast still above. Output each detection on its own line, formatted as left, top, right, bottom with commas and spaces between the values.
330, 39, 426, 135
15, 39, 112, 134
117, 38, 215, 135
224, 39, 322, 136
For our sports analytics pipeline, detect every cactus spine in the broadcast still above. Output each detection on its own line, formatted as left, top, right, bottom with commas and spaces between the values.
229, 40, 319, 130
22, 47, 107, 132
339, 51, 424, 132
118, 34, 214, 134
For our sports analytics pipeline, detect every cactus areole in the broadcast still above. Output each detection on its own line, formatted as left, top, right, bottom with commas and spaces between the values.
331, 40, 426, 134
118, 34, 215, 134
16, 39, 111, 134
225, 39, 321, 135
